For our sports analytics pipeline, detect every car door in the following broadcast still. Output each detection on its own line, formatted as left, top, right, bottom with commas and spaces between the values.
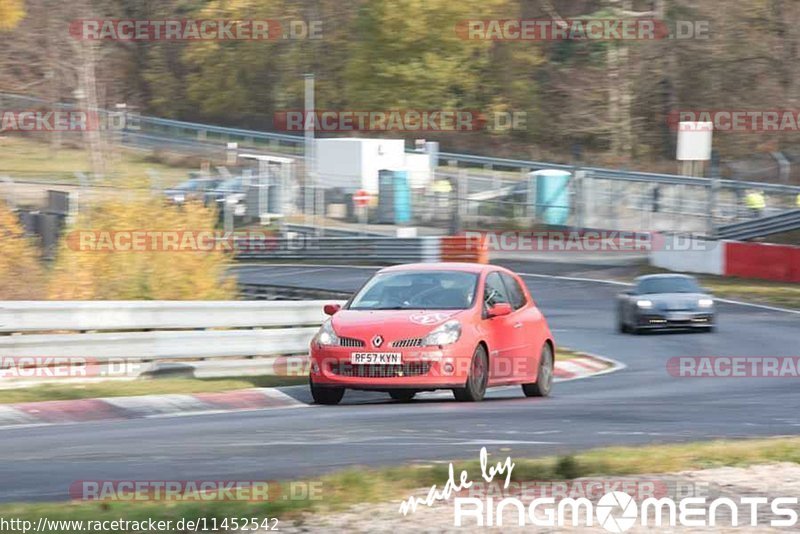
500, 272, 538, 381
482, 271, 516, 382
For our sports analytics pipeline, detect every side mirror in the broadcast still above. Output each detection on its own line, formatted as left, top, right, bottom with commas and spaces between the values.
323, 304, 341, 316
487, 302, 513, 318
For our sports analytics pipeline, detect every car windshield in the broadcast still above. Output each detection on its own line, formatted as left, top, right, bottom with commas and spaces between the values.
637, 277, 701, 294
349, 271, 478, 310
215, 177, 242, 191
174, 180, 201, 191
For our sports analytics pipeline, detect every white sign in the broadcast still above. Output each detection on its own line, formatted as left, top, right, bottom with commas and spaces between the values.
677, 122, 713, 161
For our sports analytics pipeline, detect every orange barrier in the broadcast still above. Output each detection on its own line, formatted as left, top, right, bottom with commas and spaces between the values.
441, 235, 489, 264
725, 241, 800, 283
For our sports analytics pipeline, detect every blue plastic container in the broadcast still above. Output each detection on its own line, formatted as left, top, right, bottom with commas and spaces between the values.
378, 170, 411, 224
531, 170, 571, 225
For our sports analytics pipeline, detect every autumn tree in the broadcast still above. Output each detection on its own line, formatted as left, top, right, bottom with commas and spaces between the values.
48, 197, 237, 300
0, 201, 46, 299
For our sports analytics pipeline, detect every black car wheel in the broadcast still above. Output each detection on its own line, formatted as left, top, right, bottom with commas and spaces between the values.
453, 345, 488, 402
617, 312, 629, 333
310, 378, 345, 405
523, 343, 554, 397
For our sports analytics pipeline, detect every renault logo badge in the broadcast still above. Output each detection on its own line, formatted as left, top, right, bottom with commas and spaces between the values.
372, 335, 384, 348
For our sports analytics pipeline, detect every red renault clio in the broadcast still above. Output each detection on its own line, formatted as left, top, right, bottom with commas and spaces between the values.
308, 263, 555, 404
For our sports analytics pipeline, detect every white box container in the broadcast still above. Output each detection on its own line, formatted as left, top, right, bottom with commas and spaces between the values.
315, 138, 406, 194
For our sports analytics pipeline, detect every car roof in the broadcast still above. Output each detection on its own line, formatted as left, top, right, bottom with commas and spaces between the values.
636, 273, 696, 281
378, 262, 497, 274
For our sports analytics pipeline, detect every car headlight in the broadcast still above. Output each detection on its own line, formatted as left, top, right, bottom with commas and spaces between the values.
422, 320, 461, 347
698, 298, 714, 308
636, 299, 654, 309
316, 320, 340, 346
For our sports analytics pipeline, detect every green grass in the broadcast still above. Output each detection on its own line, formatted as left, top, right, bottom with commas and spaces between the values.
1, 437, 798, 533
0, 375, 307, 404
0, 136, 194, 185
556, 348, 587, 362
700, 276, 800, 309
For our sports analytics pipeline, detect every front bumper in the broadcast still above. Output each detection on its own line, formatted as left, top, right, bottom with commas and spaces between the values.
309, 344, 470, 391
635, 311, 715, 329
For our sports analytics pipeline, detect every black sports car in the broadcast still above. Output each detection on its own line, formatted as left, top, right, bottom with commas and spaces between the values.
617, 274, 716, 334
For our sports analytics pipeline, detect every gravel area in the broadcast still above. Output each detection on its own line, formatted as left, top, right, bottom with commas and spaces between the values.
280, 463, 800, 533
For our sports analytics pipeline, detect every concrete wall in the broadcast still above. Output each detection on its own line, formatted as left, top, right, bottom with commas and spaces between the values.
651, 237, 800, 282
650, 236, 724, 275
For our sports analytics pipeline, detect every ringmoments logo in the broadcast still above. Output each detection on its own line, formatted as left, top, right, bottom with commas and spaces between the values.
399, 448, 799, 531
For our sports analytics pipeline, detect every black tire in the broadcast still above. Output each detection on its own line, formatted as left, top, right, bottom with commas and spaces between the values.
617, 313, 629, 334
389, 390, 416, 402
453, 345, 488, 402
309, 378, 345, 405
522, 343, 554, 398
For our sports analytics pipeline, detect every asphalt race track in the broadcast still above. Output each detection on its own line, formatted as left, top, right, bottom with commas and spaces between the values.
1, 263, 798, 502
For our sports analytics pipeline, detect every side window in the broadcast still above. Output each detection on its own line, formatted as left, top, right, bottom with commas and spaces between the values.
484, 272, 510, 308
501, 273, 527, 310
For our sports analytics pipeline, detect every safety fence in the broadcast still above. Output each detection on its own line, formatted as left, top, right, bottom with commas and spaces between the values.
5, 92, 800, 236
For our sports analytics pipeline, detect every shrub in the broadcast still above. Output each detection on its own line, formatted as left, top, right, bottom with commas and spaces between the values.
48, 196, 237, 300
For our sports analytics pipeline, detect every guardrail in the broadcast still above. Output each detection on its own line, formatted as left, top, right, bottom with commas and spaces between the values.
234, 236, 440, 263
233, 235, 488, 264
0, 301, 342, 361
0, 301, 330, 333
716, 209, 800, 240
5, 92, 800, 195
239, 284, 353, 301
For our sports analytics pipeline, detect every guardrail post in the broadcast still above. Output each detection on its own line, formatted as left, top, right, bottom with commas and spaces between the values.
455, 169, 467, 234
574, 170, 585, 230
521, 167, 533, 220
0, 175, 15, 209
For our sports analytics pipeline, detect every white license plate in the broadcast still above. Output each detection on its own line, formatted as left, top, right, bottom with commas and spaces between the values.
350, 353, 402, 365
667, 313, 692, 320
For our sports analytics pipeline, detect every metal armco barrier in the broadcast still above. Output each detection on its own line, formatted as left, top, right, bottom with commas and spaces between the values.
239, 284, 353, 301
234, 236, 440, 263
0, 301, 345, 362
233, 235, 487, 264
0, 301, 332, 333
0, 328, 320, 359
717, 209, 800, 240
